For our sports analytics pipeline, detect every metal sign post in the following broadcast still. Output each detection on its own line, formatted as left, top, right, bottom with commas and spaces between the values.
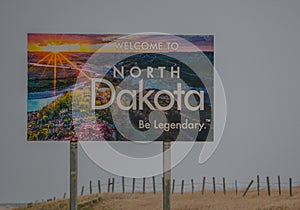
163, 141, 171, 210
70, 141, 78, 210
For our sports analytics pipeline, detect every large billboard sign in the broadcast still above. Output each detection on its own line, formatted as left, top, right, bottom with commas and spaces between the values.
27, 33, 214, 141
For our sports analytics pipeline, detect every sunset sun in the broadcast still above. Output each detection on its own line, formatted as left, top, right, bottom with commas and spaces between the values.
29, 40, 90, 95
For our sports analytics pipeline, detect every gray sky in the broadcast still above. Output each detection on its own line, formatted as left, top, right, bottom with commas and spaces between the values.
1, 0, 300, 203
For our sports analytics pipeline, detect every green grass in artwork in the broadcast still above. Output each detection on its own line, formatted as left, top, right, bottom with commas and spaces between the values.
27, 91, 75, 141
27, 89, 115, 141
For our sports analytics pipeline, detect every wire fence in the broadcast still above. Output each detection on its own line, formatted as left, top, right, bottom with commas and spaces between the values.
78, 175, 298, 197
25, 175, 299, 208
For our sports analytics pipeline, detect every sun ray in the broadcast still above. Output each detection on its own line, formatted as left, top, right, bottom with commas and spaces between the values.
59, 53, 91, 79
29, 53, 52, 70
42, 54, 54, 75
57, 53, 67, 73
54, 54, 57, 95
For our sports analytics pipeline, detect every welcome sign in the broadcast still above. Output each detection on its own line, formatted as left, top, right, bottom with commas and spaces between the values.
27, 33, 214, 141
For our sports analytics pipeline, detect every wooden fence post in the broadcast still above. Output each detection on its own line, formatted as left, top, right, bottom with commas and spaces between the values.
143, 177, 146, 193
181, 180, 184, 195
98, 180, 101, 194
152, 176, 156, 194
257, 175, 260, 196
112, 178, 115, 193
162, 177, 164, 192
202, 177, 205, 195
191, 179, 194, 194
132, 178, 135, 193
223, 177, 226, 195
267, 176, 270, 196
213, 177, 216, 194
243, 180, 254, 197
172, 179, 175, 194
81, 186, 84, 196
289, 178, 293, 197
90, 180, 92, 195
235, 180, 238, 195
63, 193, 66, 199
107, 178, 111, 193
278, 176, 281, 195
122, 176, 125, 193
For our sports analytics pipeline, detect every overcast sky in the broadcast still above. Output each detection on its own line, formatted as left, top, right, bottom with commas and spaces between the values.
1, 0, 300, 203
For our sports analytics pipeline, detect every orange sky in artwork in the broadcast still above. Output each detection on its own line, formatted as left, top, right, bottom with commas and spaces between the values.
28, 34, 123, 52
28, 34, 214, 53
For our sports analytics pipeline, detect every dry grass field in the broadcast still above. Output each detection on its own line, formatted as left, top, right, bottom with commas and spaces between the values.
13, 187, 300, 210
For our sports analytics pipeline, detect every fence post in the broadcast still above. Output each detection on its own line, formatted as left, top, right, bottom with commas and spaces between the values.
289, 178, 293, 197
162, 177, 164, 192
223, 177, 226, 195
191, 179, 194, 194
90, 180, 92, 195
243, 180, 254, 197
143, 177, 146, 193
257, 175, 260, 196
81, 186, 84, 196
63, 193, 66, 199
112, 178, 115, 193
267, 176, 270, 196
122, 176, 125, 193
107, 178, 111, 193
202, 177, 205, 195
152, 176, 156, 194
132, 178, 135, 193
278, 176, 281, 195
172, 179, 175, 194
181, 180, 184, 195
235, 180, 238, 195
98, 180, 101, 194
213, 177, 216, 194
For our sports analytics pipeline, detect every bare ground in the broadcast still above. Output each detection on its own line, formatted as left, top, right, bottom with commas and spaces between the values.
93, 189, 300, 210
14, 187, 300, 210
